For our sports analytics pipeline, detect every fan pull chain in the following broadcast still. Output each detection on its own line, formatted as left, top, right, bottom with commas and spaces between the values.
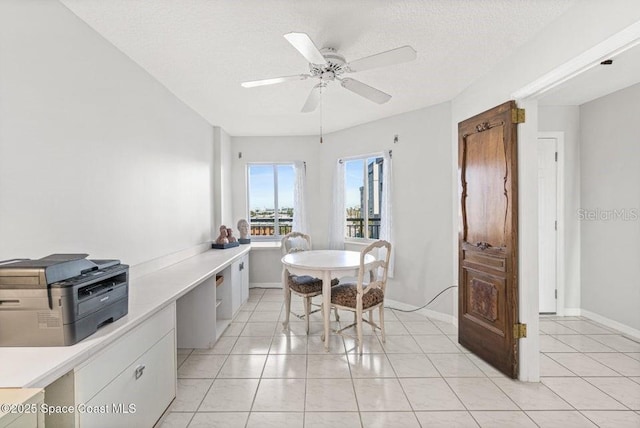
319, 84, 323, 144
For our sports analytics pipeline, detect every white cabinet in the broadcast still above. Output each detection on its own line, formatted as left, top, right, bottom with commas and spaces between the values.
45, 304, 176, 428
177, 252, 249, 347
231, 253, 249, 316
0, 389, 44, 428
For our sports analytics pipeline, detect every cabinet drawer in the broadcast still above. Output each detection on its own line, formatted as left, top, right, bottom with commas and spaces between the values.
80, 330, 176, 428
75, 304, 175, 403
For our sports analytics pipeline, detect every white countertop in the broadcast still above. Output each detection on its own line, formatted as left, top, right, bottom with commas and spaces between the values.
0, 245, 250, 388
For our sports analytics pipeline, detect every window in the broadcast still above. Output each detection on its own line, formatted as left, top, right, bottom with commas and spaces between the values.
344, 156, 384, 239
247, 163, 295, 239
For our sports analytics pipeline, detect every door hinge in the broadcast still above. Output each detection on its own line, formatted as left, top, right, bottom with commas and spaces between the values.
511, 108, 525, 124
513, 323, 527, 339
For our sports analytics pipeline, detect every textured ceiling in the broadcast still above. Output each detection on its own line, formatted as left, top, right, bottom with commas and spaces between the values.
60, 0, 575, 136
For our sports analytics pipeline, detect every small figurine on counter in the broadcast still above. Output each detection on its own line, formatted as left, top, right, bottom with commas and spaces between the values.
237, 219, 251, 244
215, 225, 229, 245
226, 228, 237, 243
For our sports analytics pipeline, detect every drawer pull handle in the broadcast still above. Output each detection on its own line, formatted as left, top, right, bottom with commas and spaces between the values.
134, 364, 146, 380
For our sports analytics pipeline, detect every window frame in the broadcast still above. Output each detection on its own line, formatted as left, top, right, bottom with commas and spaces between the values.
246, 162, 295, 241
342, 152, 384, 243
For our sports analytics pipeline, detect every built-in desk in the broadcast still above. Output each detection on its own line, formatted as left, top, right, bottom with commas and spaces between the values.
0, 245, 250, 427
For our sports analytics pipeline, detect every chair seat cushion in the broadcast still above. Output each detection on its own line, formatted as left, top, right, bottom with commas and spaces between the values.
288, 276, 339, 294
330, 284, 384, 309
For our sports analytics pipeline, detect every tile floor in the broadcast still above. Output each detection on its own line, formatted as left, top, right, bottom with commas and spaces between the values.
157, 288, 640, 427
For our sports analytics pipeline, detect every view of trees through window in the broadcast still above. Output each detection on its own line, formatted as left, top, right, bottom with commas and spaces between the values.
247, 164, 294, 238
345, 156, 383, 239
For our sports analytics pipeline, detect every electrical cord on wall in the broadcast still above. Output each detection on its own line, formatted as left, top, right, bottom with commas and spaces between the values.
385, 285, 458, 313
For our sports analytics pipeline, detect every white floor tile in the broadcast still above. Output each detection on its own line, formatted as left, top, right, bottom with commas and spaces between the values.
155, 412, 193, 428
348, 353, 397, 378
177, 354, 227, 379
554, 320, 615, 334
541, 377, 626, 410
172, 379, 213, 411
387, 353, 440, 377
217, 354, 267, 378
584, 377, 640, 410
262, 354, 307, 378
492, 378, 572, 410
252, 378, 306, 411
413, 335, 461, 353
581, 410, 640, 428
198, 379, 259, 412
360, 411, 421, 428
539, 320, 579, 335
587, 335, 640, 352
526, 410, 597, 428
188, 412, 248, 428
246, 412, 304, 428
414, 411, 479, 427
470, 411, 537, 428
269, 335, 308, 354
428, 354, 486, 377
585, 352, 640, 376
539, 335, 579, 353
352, 378, 412, 411
307, 354, 351, 378
546, 353, 621, 376
192, 336, 237, 355
445, 378, 518, 410
230, 337, 272, 354
248, 311, 282, 322
305, 378, 358, 411
402, 321, 443, 335
304, 412, 362, 428
382, 321, 410, 335
626, 352, 640, 362
552, 334, 616, 352
540, 354, 577, 377
400, 378, 466, 410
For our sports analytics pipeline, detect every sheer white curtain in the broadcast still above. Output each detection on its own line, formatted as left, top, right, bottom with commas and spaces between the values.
379, 150, 395, 277
329, 159, 345, 250
292, 161, 309, 234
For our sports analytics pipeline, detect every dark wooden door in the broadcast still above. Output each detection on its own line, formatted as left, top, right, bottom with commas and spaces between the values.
458, 100, 520, 379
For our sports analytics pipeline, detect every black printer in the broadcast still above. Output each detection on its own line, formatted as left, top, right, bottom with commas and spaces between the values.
0, 254, 129, 346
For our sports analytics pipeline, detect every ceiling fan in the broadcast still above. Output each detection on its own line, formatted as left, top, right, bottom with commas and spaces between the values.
241, 32, 417, 112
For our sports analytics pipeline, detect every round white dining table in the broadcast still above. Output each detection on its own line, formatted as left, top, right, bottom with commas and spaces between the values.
281, 250, 376, 351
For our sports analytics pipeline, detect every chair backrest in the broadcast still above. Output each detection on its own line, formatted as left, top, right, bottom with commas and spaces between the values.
281, 231, 312, 255
357, 240, 392, 296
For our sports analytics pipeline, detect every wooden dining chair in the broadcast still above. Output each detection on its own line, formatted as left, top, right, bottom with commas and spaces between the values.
326, 240, 391, 354
282, 232, 339, 334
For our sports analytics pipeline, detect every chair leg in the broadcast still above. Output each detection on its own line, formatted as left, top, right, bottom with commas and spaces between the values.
356, 307, 364, 355
379, 305, 385, 343
304, 296, 311, 334
334, 307, 340, 322
369, 310, 375, 332
283, 289, 291, 331
320, 301, 325, 341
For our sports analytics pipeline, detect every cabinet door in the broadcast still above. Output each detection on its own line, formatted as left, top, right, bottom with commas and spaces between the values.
241, 254, 249, 303
80, 331, 176, 428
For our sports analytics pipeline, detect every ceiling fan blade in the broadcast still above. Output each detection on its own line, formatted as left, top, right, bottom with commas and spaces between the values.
284, 32, 327, 65
241, 74, 310, 88
346, 46, 417, 73
341, 78, 391, 104
301, 84, 322, 113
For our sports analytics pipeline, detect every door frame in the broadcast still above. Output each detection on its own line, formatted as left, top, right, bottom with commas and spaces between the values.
538, 132, 565, 316
511, 20, 640, 381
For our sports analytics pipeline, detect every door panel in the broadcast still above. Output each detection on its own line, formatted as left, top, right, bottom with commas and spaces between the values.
458, 100, 520, 379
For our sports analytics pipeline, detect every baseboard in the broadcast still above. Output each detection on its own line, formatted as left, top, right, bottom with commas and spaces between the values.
385, 298, 456, 325
563, 308, 582, 316
130, 242, 211, 280
580, 309, 640, 341
250, 282, 282, 289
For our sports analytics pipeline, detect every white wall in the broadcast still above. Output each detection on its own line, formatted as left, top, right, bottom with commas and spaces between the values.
538, 106, 581, 312
579, 83, 640, 331
231, 104, 455, 315
0, 1, 213, 267
213, 126, 233, 236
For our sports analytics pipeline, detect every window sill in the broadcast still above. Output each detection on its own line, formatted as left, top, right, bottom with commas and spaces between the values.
250, 241, 282, 251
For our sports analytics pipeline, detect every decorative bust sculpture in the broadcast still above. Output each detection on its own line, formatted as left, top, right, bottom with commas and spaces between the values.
215, 225, 229, 245
226, 228, 237, 243
237, 219, 251, 244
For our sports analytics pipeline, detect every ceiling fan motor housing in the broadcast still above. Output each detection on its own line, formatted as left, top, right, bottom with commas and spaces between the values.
309, 47, 346, 81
